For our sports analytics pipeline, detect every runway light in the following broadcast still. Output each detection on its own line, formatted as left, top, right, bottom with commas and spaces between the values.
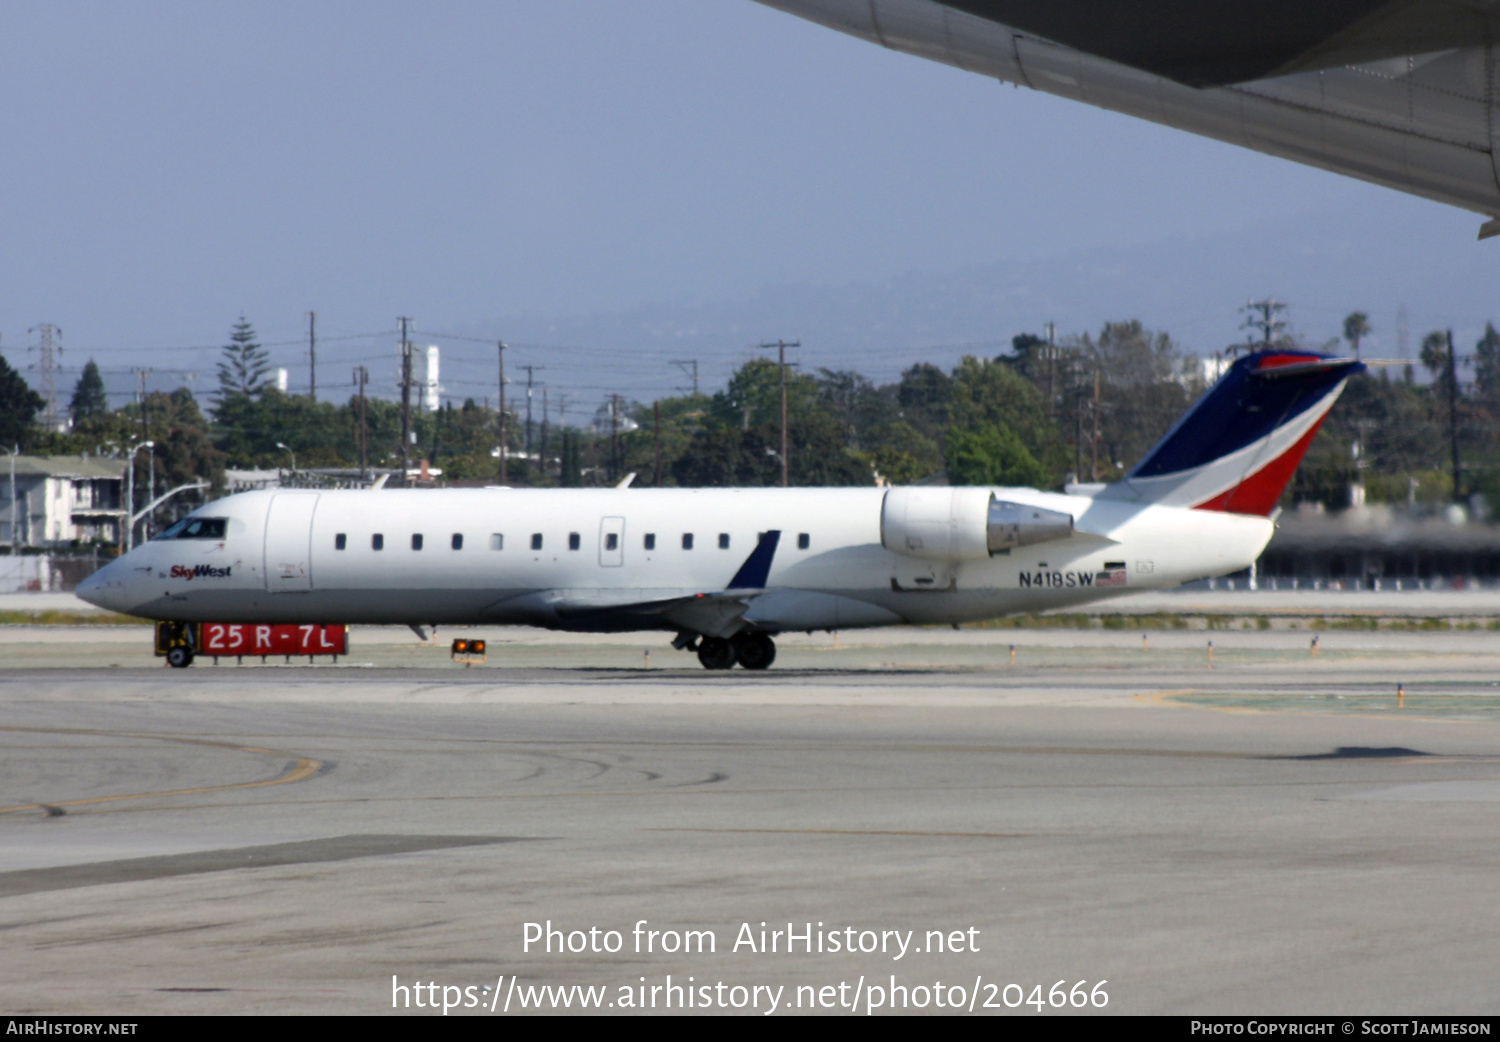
451, 638, 487, 665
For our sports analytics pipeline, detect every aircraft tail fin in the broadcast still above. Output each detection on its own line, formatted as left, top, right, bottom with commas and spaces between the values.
1103, 351, 1364, 516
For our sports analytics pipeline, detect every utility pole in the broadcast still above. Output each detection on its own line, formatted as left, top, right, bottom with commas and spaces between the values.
758, 340, 799, 487
133, 367, 156, 533
123, 440, 154, 552
398, 317, 413, 484
541, 388, 550, 476
497, 340, 508, 484
519, 365, 544, 465
129, 367, 152, 443
1074, 386, 1084, 481
1091, 367, 1102, 481
307, 311, 317, 402
1045, 321, 1057, 419
147, 441, 156, 539
29, 324, 61, 431
353, 366, 369, 477
654, 400, 663, 487
671, 359, 700, 396
5, 447, 17, 551
1447, 329, 1462, 501
607, 394, 625, 482
1241, 299, 1289, 350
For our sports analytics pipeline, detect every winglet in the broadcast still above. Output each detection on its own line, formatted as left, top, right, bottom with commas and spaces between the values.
727, 530, 781, 589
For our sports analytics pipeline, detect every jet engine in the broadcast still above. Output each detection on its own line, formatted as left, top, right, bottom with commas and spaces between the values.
880, 487, 1074, 560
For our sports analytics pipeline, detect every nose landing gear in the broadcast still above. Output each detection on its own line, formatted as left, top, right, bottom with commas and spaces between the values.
156, 621, 197, 668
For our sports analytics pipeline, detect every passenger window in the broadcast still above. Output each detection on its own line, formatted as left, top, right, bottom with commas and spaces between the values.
568, 532, 581, 551
719, 533, 730, 549
451, 533, 463, 550
644, 533, 656, 551
531, 533, 543, 551
682, 533, 694, 550
798, 533, 810, 550
605, 533, 618, 551
411, 533, 424, 551
372, 534, 384, 551
490, 533, 504, 550
335, 533, 347, 550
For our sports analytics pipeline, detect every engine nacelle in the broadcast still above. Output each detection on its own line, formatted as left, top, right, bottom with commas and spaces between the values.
880, 488, 1075, 561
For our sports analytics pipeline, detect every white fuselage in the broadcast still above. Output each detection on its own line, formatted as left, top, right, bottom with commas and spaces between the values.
77, 486, 1272, 632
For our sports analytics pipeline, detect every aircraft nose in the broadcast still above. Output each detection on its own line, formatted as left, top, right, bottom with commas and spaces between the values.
75, 559, 133, 614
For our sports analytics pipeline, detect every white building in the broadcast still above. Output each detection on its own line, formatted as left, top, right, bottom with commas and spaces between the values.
1, 456, 126, 548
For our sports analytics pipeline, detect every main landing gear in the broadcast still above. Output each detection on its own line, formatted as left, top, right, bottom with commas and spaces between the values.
680, 631, 778, 670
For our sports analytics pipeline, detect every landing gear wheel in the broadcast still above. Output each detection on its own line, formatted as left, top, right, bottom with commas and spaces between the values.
697, 637, 736, 670
166, 646, 195, 669
732, 631, 776, 670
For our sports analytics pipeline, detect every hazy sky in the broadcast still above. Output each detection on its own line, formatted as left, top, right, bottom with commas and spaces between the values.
2, 1, 1493, 413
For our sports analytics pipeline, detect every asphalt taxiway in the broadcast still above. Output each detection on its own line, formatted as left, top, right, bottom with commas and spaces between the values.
3, 623, 1500, 1015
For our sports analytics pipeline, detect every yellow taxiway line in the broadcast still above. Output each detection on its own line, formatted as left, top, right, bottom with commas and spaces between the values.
0, 726, 323, 816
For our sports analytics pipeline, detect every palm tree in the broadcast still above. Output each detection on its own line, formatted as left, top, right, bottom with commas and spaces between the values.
1342, 312, 1371, 360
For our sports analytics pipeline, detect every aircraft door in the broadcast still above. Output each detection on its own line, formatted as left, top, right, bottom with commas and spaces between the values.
263, 493, 320, 592
599, 516, 625, 567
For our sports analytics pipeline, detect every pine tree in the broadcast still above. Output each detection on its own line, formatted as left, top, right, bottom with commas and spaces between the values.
70, 359, 108, 426
0, 350, 44, 447
216, 316, 270, 403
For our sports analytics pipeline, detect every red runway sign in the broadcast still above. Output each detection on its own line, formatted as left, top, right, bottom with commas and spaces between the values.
199, 623, 348, 656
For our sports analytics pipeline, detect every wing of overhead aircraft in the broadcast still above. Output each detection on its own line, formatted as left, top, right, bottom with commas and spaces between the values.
757, 0, 1500, 236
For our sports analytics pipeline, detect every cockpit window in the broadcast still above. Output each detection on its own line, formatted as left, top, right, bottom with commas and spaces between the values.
154, 517, 228, 540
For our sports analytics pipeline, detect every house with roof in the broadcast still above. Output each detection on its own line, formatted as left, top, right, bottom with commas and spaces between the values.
1, 455, 127, 548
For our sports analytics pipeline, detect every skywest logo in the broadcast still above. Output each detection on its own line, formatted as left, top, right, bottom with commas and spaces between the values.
170, 564, 232, 581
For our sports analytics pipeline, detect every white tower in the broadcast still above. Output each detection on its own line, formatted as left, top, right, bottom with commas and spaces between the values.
424, 346, 440, 412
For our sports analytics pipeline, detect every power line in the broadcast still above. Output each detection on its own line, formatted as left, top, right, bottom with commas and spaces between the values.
60, 330, 393, 355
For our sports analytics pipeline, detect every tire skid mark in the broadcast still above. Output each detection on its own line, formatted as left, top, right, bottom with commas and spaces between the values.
0, 726, 324, 817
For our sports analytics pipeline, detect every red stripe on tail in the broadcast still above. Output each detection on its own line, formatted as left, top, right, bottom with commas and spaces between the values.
1191, 414, 1329, 516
